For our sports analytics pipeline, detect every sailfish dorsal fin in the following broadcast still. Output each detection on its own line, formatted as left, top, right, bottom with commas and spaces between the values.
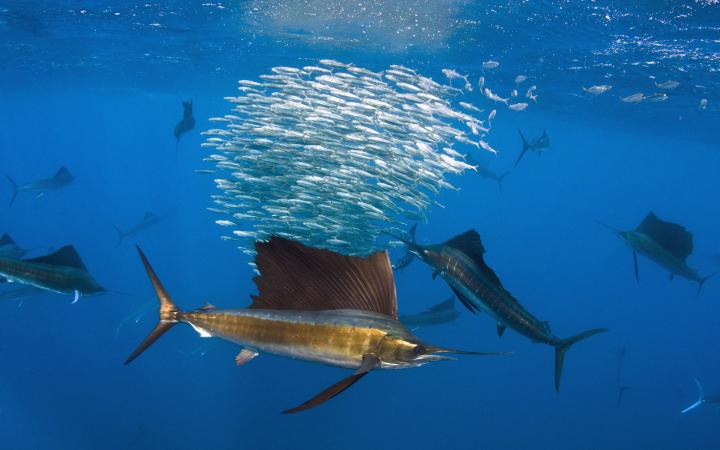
426, 296, 455, 313
250, 237, 398, 318
55, 166, 71, 177
636, 212, 693, 261
443, 229, 503, 287
0, 233, 16, 246
25, 245, 87, 270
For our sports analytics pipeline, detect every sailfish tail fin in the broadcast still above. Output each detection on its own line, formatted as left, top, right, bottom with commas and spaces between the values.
515, 130, 530, 167
553, 328, 609, 391
112, 225, 125, 247
681, 379, 706, 414
497, 172, 510, 192
697, 272, 716, 296
6, 175, 17, 207
124, 246, 183, 365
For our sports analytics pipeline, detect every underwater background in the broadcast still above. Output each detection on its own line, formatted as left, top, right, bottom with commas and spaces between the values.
1, 1, 719, 449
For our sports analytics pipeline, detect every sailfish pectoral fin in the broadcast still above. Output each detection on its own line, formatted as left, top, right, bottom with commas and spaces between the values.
72, 290, 80, 304
633, 252, 639, 283
235, 348, 258, 366
282, 354, 380, 415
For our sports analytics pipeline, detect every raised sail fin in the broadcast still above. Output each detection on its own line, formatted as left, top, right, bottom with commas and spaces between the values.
25, 245, 87, 270
442, 229, 504, 288
636, 212, 693, 261
0, 234, 16, 246
251, 237, 398, 318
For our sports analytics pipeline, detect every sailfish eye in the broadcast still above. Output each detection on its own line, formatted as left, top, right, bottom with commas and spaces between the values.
413, 345, 426, 355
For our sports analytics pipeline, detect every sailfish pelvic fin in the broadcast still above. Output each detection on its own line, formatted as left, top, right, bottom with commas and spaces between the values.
282, 354, 380, 414
633, 252, 639, 283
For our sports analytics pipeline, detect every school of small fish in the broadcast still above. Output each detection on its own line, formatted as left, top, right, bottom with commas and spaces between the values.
201, 60, 498, 257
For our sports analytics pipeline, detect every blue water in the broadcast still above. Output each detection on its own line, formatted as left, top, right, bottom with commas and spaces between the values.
1, 2, 720, 449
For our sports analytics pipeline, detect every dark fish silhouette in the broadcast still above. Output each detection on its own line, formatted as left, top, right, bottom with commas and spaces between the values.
399, 296, 461, 328
125, 237, 506, 414
390, 228, 607, 390
515, 129, 550, 167
476, 165, 510, 191
601, 212, 714, 295
467, 155, 510, 191
616, 346, 630, 407
617, 385, 631, 407
681, 379, 720, 414
0, 234, 28, 259
6, 166, 74, 206
112, 212, 161, 246
174, 100, 195, 150
0, 245, 105, 303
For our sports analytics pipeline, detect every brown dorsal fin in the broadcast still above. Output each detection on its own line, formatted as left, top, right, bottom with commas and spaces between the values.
25, 245, 87, 270
250, 237, 398, 318
443, 229, 503, 287
636, 212, 693, 261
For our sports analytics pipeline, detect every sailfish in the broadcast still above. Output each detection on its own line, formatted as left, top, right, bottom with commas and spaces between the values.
602, 212, 714, 295
125, 237, 506, 414
112, 211, 161, 246
681, 379, 720, 414
388, 228, 607, 391
173, 100, 195, 153
6, 166, 74, 206
0, 245, 105, 303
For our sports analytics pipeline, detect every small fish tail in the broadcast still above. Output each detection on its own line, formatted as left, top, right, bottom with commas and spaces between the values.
553, 328, 609, 391
124, 246, 183, 364
6, 175, 17, 207
697, 272, 716, 296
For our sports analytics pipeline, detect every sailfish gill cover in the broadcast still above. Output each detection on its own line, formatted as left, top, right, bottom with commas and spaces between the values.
1, 1, 719, 450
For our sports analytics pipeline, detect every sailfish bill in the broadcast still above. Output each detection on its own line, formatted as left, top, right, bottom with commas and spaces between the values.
392, 227, 607, 390
126, 238, 507, 413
